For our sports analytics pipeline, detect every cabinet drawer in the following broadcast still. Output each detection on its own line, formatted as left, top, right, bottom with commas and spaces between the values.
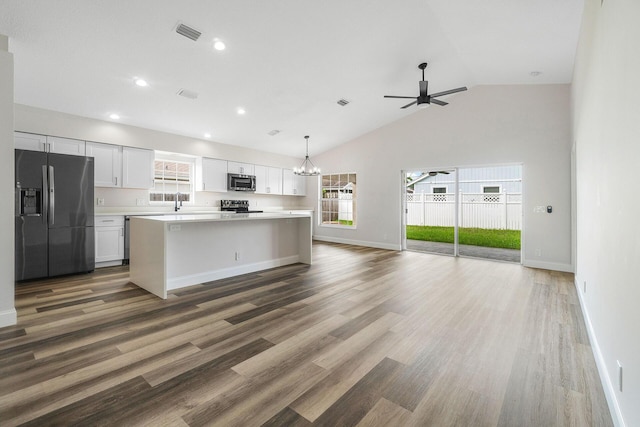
95, 215, 125, 226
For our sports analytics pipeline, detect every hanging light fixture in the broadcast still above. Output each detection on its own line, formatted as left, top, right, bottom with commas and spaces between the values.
293, 135, 321, 176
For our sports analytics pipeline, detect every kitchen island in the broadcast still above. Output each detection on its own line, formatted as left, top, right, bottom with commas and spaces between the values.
129, 212, 312, 299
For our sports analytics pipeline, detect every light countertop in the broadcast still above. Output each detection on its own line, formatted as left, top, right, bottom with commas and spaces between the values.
96, 208, 313, 216
130, 212, 312, 224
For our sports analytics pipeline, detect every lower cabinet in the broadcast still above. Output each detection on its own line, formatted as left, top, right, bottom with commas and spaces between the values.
95, 216, 125, 267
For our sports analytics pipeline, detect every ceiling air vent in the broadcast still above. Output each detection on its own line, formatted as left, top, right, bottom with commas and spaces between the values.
337, 98, 350, 106
267, 130, 281, 136
175, 23, 202, 41
177, 88, 198, 100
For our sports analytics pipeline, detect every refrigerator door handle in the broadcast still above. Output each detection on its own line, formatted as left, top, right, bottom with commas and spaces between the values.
49, 165, 55, 225
42, 165, 49, 225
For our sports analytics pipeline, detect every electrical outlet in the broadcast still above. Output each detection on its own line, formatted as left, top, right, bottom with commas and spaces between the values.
97, 198, 105, 206
235, 251, 240, 261
535, 248, 541, 256
534, 206, 545, 213
169, 225, 181, 232
583, 280, 587, 293
136, 198, 145, 206
617, 360, 623, 392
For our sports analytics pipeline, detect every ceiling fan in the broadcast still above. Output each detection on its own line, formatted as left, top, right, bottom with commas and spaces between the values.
384, 62, 467, 109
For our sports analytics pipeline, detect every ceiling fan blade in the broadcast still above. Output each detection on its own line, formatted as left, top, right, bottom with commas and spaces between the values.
430, 86, 468, 98
401, 100, 418, 109
384, 95, 417, 99
419, 81, 428, 97
431, 99, 448, 106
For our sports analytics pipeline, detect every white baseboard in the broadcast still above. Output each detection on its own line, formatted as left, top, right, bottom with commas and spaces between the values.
0, 308, 17, 328
574, 278, 625, 427
522, 259, 574, 273
312, 235, 401, 251
95, 260, 123, 268
167, 255, 301, 291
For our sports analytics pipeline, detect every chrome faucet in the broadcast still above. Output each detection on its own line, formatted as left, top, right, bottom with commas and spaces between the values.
174, 192, 182, 212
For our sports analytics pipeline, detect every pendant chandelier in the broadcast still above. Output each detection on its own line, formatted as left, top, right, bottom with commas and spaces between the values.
293, 135, 320, 176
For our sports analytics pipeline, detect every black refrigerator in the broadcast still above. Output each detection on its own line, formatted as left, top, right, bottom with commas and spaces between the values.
15, 149, 95, 281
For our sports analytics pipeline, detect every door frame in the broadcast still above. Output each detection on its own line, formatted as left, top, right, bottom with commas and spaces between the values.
402, 163, 524, 264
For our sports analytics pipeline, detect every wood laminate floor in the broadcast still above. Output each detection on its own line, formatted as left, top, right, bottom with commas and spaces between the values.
0, 242, 612, 426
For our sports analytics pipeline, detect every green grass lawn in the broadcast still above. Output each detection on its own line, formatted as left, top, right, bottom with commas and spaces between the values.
406, 225, 521, 250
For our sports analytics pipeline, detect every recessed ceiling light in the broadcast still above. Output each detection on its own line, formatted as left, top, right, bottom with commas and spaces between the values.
213, 39, 226, 51
134, 78, 148, 87
237, 107, 246, 115
530, 71, 542, 77
204, 133, 211, 138
109, 113, 120, 120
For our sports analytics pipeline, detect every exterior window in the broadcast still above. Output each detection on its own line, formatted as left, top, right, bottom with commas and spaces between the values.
432, 186, 447, 201
483, 186, 500, 193
150, 157, 194, 204
482, 185, 501, 202
320, 173, 356, 227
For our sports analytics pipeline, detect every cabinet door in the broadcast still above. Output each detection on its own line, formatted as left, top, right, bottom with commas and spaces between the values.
86, 142, 122, 187
295, 174, 307, 196
197, 158, 228, 192
267, 166, 282, 195
254, 165, 268, 194
282, 168, 295, 195
14, 132, 47, 151
122, 147, 154, 189
47, 136, 86, 156
95, 226, 124, 262
228, 161, 254, 175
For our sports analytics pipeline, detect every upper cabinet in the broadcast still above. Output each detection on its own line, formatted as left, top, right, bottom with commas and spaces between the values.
255, 165, 282, 195
227, 161, 254, 176
86, 142, 122, 187
47, 136, 86, 156
122, 147, 154, 189
282, 168, 306, 196
14, 132, 85, 156
196, 157, 228, 192
86, 142, 154, 189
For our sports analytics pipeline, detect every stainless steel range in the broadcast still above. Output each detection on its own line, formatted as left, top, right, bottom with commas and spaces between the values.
220, 200, 263, 213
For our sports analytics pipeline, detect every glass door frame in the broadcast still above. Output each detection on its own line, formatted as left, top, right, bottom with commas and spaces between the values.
402, 164, 523, 263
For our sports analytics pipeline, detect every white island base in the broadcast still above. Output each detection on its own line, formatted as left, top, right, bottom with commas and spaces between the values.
129, 213, 312, 299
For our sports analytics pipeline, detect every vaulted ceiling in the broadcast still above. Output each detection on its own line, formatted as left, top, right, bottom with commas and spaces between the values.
0, 0, 583, 156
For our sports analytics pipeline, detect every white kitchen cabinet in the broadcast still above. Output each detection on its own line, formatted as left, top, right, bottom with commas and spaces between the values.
282, 168, 307, 196
196, 157, 228, 192
255, 165, 282, 195
14, 132, 47, 151
227, 161, 254, 175
122, 146, 154, 189
95, 216, 125, 266
14, 132, 85, 156
86, 141, 122, 187
47, 136, 85, 156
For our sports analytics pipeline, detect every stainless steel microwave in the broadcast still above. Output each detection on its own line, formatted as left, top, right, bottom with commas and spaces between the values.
227, 173, 256, 191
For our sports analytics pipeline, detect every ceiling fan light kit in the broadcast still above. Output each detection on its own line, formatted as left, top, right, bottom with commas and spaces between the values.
293, 135, 321, 176
384, 62, 467, 109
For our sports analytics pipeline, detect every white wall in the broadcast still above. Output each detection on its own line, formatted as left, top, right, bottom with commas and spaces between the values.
307, 84, 572, 271
0, 35, 16, 327
572, 0, 640, 425
14, 104, 306, 210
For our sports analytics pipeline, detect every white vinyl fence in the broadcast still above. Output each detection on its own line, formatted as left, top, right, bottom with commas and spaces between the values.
407, 192, 522, 230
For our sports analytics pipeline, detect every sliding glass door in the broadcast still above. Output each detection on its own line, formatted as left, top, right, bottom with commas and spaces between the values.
404, 169, 457, 256
404, 165, 522, 263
